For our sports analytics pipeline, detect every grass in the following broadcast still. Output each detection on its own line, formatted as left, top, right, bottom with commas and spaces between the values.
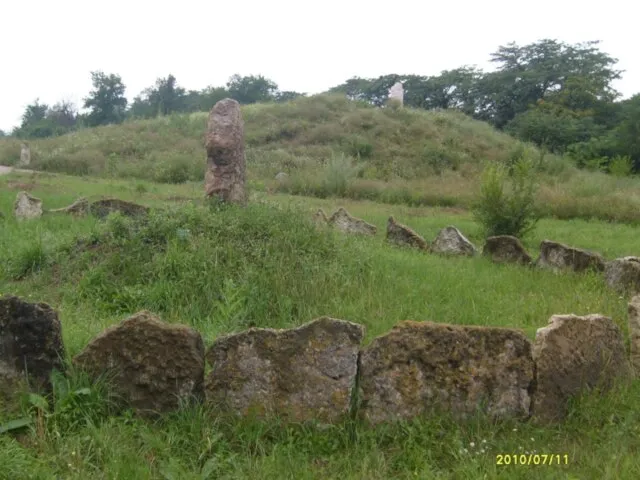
5, 94, 640, 223
1, 170, 640, 478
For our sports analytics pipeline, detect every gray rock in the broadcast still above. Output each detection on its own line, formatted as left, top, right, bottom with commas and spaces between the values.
531, 314, 632, 423
73, 311, 205, 416
431, 226, 477, 256
275, 172, 289, 182
204, 99, 247, 205
628, 296, 640, 376
0, 296, 65, 393
328, 207, 377, 236
535, 240, 605, 273
483, 235, 532, 265
358, 321, 534, 424
14, 191, 43, 219
386, 216, 428, 250
205, 317, 364, 422
604, 257, 640, 294
90, 198, 149, 219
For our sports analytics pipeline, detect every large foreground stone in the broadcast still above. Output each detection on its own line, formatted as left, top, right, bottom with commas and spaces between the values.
483, 235, 532, 265
430, 226, 477, 256
531, 314, 631, 423
604, 257, 640, 294
358, 321, 534, 424
205, 317, 364, 422
628, 297, 640, 376
328, 208, 377, 236
386, 216, 428, 250
0, 296, 65, 392
204, 98, 246, 205
74, 311, 205, 416
90, 198, 149, 219
535, 240, 605, 273
14, 191, 43, 219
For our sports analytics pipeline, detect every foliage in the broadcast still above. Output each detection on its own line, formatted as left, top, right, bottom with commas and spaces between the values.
83, 71, 128, 127
473, 157, 539, 238
226, 74, 278, 104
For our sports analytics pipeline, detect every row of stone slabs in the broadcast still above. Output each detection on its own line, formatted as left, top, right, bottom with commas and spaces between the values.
1, 295, 636, 425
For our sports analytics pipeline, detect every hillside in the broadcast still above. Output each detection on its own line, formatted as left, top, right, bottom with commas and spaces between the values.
3, 94, 640, 222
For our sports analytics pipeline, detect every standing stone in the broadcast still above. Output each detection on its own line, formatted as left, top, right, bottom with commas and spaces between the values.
535, 240, 605, 273
73, 311, 205, 416
628, 296, 640, 376
531, 314, 631, 423
483, 235, 532, 265
204, 98, 246, 205
328, 207, 377, 236
388, 82, 404, 107
604, 257, 640, 294
386, 216, 428, 250
0, 296, 65, 393
19, 144, 31, 167
358, 321, 535, 424
14, 191, 43, 219
431, 226, 477, 256
205, 317, 364, 423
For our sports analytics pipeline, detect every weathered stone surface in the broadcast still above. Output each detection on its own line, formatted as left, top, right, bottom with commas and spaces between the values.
90, 198, 149, 219
388, 81, 404, 107
312, 209, 329, 227
14, 191, 43, 219
358, 321, 534, 424
49, 197, 89, 216
628, 296, 640, 376
535, 240, 605, 273
430, 226, 477, 256
73, 311, 205, 416
531, 314, 631, 423
204, 98, 246, 205
19, 144, 31, 167
604, 257, 640, 294
205, 317, 365, 422
483, 235, 532, 265
275, 172, 289, 182
0, 296, 65, 392
0, 360, 27, 406
328, 207, 377, 236
386, 216, 428, 250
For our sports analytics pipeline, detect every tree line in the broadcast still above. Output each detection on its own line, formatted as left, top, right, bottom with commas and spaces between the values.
3, 38, 639, 171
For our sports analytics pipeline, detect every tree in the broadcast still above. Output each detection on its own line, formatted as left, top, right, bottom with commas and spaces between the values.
275, 91, 306, 103
129, 74, 187, 118
83, 71, 128, 126
47, 100, 78, 129
226, 74, 278, 104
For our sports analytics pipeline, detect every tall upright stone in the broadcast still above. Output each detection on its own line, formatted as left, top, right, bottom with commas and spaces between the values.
19, 144, 31, 167
204, 99, 246, 205
388, 82, 404, 107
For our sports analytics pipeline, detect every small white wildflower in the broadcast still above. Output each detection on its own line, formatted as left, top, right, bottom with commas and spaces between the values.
470, 442, 475, 448
518, 446, 523, 450
513, 428, 517, 432
482, 439, 487, 444
530, 437, 534, 442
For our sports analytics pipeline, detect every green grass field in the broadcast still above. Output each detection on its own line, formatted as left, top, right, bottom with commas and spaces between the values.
2, 168, 640, 479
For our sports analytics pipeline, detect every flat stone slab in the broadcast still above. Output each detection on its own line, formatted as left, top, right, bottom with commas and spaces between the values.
604, 257, 640, 294
386, 216, 428, 250
483, 235, 532, 265
535, 240, 605, 273
358, 321, 534, 424
328, 208, 377, 236
430, 226, 477, 256
205, 317, 364, 422
531, 314, 631, 423
90, 198, 149, 219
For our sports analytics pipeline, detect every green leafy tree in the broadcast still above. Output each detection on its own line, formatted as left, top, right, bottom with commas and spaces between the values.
83, 71, 128, 126
275, 91, 306, 102
226, 74, 278, 104
129, 74, 186, 118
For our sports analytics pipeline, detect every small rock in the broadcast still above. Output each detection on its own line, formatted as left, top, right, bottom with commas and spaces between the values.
73, 311, 205, 416
49, 197, 90, 216
531, 314, 631, 423
312, 209, 329, 227
90, 198, 149, 219
328, 207, 377, 236
604, 257, 640, 294
535, 240, 605, 273
431, 226, 477, 256
205, 317, 364, 422
386, 216, 428, 250
204, 98, 246, 205
0, 296, 65, 393
275, 172, 289, 182
483, 235, 532, 265
628, 296, 640, 376
14, 191, 43, 219
358, 321, 534, 424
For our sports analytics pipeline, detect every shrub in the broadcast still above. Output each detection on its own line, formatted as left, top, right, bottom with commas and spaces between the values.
608, 155, 634, 177
322, 153, 361, 197
472, 158, 539, 238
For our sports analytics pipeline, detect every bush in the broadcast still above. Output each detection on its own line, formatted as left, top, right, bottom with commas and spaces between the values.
322, 153, 361, 196
608, 155, 634, 177
472, 158, 539, 238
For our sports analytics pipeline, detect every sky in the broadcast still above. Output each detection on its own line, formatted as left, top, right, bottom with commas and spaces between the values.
1, 0, 637, 132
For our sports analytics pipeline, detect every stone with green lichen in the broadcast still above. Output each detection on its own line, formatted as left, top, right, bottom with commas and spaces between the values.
358, 320, 534, 424
205, 317, 364, 422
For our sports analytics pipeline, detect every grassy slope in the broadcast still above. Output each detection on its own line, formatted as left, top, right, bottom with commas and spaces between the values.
1, 171, 640, 479
4, 95, 640, 222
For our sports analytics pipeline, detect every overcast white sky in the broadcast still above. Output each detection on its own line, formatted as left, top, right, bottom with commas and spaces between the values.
1, 0, 637, 132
